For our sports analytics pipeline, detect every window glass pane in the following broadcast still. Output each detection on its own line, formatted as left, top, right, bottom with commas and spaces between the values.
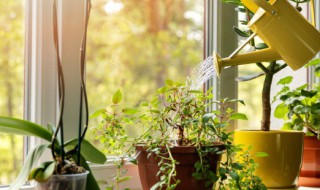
86, 0, 204, 152
0, 0, 24, 185
236, 6, 263, 129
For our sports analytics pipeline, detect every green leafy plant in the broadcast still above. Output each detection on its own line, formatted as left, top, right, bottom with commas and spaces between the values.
274, 58, 320, 138
93, 79, 266, 189
0, 117, 106, 190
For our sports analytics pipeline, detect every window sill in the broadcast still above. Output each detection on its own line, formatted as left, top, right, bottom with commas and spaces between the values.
89, 161, 142, 190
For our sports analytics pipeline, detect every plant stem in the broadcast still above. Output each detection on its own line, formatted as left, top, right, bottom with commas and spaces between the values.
77, 0, 92, 166
52, 0, 66, 165
261, 62, 276, 131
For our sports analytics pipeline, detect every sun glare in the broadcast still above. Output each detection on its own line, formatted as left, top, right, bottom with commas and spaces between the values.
104, 0, 124, 14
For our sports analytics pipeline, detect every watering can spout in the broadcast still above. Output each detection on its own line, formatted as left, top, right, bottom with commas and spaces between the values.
214, 48, 281, 77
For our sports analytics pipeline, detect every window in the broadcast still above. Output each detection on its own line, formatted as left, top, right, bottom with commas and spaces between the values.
0, 0, 25, 186
1, 0, 319, 189
85, 0, 205, 151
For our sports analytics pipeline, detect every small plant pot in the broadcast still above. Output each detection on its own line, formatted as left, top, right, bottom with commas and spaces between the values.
37, 171, 89, 190
136, 145, 223, 190
298, 136, 320, 187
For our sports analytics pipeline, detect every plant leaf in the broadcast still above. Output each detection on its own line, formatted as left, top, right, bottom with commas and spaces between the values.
256, 152, 269, 157
255, 43, 268, 49
277, 76, 293, 85
28, 161, 55, 182
0, 117, 52, 142
71, 154, 100, 190
301, 90, 317, 97
305, 58, 320, 67
229, 171, 240, 181
9, 144, 48, 190
112, 89, 122, 104
230, 113, 248, 120
65, 139, 106, 164
122, 108, 139, 114
235, 72, 265, 82
233, 26, 250, 37
274, 103, 288, 119
116, 176, 132, 183
90, 109, 106, 118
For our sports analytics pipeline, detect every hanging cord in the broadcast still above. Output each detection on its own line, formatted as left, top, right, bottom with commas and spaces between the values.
52, 0, 66, 166
77, 0, 92, 165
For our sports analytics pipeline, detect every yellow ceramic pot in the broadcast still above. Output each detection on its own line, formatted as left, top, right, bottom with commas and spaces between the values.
234, 130, 304, 190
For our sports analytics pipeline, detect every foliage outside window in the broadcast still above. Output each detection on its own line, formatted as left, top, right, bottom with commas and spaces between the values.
0, 0, 24, 185
86, 0, 204, 152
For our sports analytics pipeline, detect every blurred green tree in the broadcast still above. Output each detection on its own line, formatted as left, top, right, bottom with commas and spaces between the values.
0, 0, 24, 185
86, 0, 204, 146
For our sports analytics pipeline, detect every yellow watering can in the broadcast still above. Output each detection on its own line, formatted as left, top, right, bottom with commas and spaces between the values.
214, 0, 320, 76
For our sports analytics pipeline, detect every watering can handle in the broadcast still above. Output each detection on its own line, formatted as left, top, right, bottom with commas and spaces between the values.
251, 0, 277, 16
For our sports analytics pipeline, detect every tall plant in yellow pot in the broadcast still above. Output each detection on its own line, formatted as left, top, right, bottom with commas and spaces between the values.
216, 0, 320, 189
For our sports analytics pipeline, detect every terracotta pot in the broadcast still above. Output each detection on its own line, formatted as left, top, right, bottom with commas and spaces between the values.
234, 130, 304, 190
136, 145, 223, 190
298, 136, 320, 187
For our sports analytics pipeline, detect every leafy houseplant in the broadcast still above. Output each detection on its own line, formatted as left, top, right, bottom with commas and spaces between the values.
0, 0, 106, 190
274, 58, 320, 137
93, 79, 266, 190
274, 58, 320, 187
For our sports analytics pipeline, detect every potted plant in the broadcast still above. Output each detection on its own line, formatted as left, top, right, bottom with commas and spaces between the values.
93, 79, 266, 190
217, 0, 318, 189
0, 0, 106, 189
274, 58, 320, 187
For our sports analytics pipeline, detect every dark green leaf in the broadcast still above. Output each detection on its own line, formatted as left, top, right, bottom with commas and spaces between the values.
71, 154, 100, 190
65, 139, 106, 164
293, 105, 310, 114
311, 103, 320, 114
233, 26, 250, 37
229, 171, 240, 181
231, 163, 243, 170
301, 90, 317, 97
